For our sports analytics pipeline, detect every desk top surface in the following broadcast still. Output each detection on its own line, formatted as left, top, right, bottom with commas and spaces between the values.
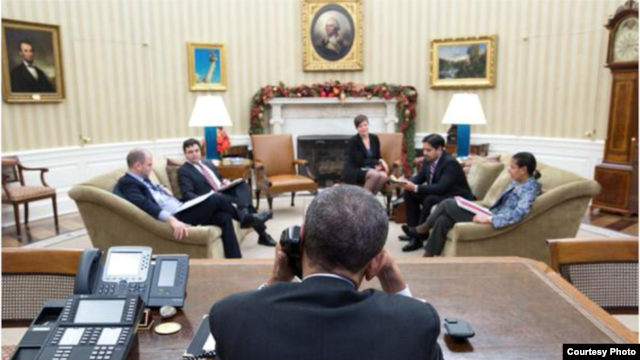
131, 257, 635, 360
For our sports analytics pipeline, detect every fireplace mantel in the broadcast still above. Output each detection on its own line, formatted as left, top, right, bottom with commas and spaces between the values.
267, 98, 399, 140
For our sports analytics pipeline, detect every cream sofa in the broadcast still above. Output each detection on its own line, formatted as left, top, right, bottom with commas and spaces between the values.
442, 153, 601, 265
69, 156, 251, 259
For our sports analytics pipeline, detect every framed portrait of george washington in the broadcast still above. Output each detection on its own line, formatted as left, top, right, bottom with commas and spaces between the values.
187, 42, 227, 91
2, 19, 65, 102
430, 35, 497, 89
302, 0, 363, 71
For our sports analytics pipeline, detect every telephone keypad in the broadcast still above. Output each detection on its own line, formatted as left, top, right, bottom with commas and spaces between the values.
90, 346, 116, 360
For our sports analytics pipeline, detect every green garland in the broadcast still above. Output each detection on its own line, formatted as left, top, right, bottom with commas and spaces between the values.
249, 81, 418, 175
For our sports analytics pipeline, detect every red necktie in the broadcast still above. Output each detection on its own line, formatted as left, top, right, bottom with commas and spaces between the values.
196, 163, 219, 191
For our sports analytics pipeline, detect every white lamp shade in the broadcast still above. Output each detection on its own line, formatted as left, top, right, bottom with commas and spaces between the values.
189, 95, 233, 127
441, 93, 487, 125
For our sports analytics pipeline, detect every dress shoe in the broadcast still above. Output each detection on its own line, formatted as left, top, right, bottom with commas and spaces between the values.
402, 238, 423, 252
241, 210, 273, 228
398, 234, 411, 241
402, 225, 430, 241
258, 233, 277, 247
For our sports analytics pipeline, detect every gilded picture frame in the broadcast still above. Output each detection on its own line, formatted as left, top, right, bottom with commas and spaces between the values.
430, 35, 497, 89
302, 0, 363, 71
2, 19, 65, 103
187, 42, 227, 91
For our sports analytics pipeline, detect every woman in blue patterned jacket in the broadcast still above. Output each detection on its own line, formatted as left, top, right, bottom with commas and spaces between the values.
403, 152, 542, 257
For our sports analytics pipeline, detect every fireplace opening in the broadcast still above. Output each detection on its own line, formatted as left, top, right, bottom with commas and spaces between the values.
297, 135, 351, 188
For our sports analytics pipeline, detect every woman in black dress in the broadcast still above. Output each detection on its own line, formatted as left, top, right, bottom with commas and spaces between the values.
342, 114, 389, 195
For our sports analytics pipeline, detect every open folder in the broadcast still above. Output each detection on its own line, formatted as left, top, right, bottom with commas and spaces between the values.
184, 315, 216, 358
454, 196, 493, 217
175, 179, 245, 214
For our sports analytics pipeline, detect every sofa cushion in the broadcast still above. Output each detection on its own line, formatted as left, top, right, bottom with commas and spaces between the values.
467, 158, 504, 200
481, 168, 513, 208
166, 158, 185, 199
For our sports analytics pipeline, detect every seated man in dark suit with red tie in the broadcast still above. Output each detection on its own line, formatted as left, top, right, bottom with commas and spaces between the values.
177, 138, 276, 247
400, 134, 474, 252
117, 149, 272, 258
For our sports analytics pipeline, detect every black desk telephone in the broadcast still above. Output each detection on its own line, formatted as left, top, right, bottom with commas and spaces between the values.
11, 295, 145, 360
74, 246, 189, 308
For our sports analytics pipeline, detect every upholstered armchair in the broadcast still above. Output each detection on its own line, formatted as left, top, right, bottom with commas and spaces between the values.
376, 133, 404, 212
251, 134, 318, 210
2, 156, 59, 239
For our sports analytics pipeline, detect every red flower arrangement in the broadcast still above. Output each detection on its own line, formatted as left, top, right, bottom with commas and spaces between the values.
248, 81, 418, 174
217, 128, 231, 155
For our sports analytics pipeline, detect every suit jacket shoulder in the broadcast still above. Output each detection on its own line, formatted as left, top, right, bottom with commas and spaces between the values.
210, 278, 443, 360
117, 173, 163, 219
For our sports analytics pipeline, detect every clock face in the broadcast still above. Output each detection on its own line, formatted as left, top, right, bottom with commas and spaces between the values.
613, 17, 639, 62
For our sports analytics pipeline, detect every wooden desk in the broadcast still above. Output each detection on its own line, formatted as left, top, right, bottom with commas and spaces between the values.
4, 258, 633, 360
125, 257, 636, 360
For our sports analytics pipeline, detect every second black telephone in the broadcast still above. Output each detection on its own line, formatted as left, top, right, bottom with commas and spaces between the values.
74, 246, 189, 308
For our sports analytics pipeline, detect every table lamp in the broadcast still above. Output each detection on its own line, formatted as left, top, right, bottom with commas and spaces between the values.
189, 95, 233, 159
441, 93, 487, 158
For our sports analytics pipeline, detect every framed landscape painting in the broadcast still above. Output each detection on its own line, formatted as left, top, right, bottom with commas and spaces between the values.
2, 19, 65, 102
187, 42, 227, 91
302, 0, 363, 71
430, 35, 497, 89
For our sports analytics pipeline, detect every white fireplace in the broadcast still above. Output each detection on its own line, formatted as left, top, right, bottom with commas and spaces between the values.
267, 97, 398, 157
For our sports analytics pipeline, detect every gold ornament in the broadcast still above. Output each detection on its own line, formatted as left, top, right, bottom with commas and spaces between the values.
258, 113, 264, 119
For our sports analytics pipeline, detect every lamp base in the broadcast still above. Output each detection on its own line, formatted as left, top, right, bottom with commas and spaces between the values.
204, 127, 219, 160
456, 124, 470, 158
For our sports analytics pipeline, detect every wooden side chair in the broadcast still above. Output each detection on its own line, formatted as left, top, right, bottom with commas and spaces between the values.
2, 249, 83, 323
251, 134, 318, 210
377, 133, 404, 213
547, 237, 639, 314
1, 156, 59, 239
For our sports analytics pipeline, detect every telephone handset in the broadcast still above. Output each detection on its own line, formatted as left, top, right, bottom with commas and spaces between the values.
73, 249, 103, 295
74, 246, 189, 308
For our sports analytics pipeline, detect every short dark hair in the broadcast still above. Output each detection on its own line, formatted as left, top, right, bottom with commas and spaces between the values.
183, 138, 202, 153
126, 149, 148, 168
18, 40, 33, 51
512, 152, 541, 179
303, 186, 388, 273
353, 114, 369, 129
422, 134, 445, 149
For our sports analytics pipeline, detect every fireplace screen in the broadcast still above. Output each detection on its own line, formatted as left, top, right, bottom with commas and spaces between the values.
297, 135, 351, 188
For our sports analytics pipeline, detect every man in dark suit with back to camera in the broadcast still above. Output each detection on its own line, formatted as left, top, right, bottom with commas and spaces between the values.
177, 138, 276, 246
117, 149, 272, 258
210, 186, 443, 360
10, 41, 55, 93
400, 134, 474, 252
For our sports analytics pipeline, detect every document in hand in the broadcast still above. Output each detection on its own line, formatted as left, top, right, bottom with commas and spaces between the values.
218, 178, 244, 192
389, 175, 409, 184
177, 191, 214, 213
454, 196, 493, 217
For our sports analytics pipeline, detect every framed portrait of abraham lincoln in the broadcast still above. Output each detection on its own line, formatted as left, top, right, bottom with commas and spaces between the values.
2, 19, 65, 103
303, 0, 363, 71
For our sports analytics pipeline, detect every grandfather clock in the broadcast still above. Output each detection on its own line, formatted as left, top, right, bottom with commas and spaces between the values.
592, 0, 639, 216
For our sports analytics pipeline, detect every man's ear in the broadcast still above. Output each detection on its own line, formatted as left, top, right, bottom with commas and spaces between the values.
364, 251, 385, 281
